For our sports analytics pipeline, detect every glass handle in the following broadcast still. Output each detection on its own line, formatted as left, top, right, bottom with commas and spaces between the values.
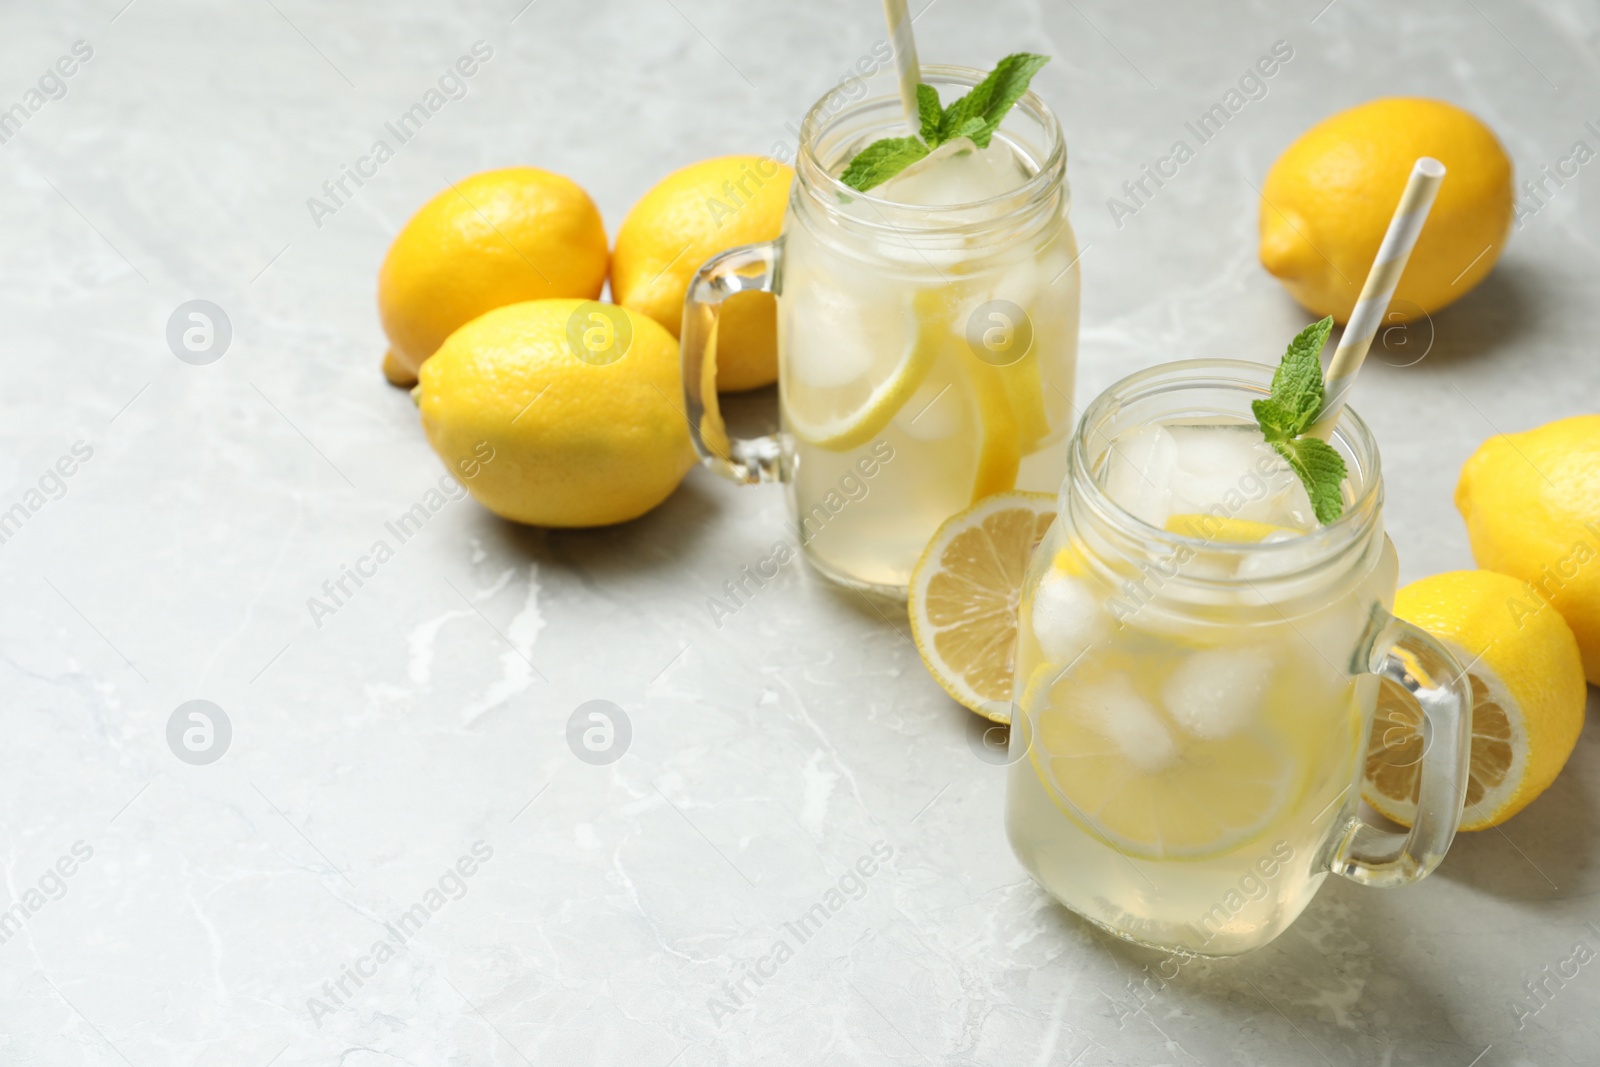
680, 238, 785, 484
1330, 610, 1472, 888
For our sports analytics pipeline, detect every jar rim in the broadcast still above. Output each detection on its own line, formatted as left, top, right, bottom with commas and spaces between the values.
1068, 358, 1385, 581
795, 64, 1067, 237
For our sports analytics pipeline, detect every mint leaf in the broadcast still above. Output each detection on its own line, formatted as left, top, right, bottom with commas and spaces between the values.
1274, 437, 1348, 524
943, 115, 989, 144
1277, 316, 1334, 431
939, 83, 993, 148
916, 84, 943, 145
1252, 315, 1333, 441
1254, 315, 1346, 523
836, 52, 1050, 191
839, 136, 930, 191
941, 52, 1049, 148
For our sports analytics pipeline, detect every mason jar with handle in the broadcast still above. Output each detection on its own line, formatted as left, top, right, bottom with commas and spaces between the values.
680, 65, 1081, 595
1004, 359, 1472, 956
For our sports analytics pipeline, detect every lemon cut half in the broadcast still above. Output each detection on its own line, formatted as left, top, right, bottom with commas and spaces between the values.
1363, 571, 1586, 831
909, 492, 1057, 719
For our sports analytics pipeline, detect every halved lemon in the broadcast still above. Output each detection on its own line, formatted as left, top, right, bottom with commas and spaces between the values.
1363, 570, 1587, 831
908, 492, 1056, 719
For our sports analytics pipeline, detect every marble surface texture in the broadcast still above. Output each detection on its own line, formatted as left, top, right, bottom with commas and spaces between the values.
3, 0, 1599, 1064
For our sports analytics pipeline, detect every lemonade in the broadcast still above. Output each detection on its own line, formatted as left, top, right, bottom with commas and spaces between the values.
1003, 360, 1469, 957
679, 65, 1080, 594
1007, 503, 1396, 956
781, 132, 1079, 590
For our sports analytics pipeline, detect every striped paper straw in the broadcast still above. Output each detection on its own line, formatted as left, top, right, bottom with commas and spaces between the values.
1308, 156, 1446, 439
882, 0, 922, 137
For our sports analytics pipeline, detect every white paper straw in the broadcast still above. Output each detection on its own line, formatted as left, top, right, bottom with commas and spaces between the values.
1308, 156, 1446, 439
881, 0, 922, 137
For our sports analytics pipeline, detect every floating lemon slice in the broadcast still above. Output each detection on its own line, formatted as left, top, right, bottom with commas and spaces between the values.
1023, 661, 1296, 861
782, 287, 947, 452
1164, 513, 1290, 543
1051, 540, 1091, 577
962, 356, 1022, 503
909, 491, 1057, 719
999, 351, 1050, 453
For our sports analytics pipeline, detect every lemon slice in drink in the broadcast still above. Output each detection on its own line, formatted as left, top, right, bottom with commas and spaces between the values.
1363, 571, 1586, 831
963, 356, 1023, 503
909, 491, 1057, 719
1023, 661, 1296, 861
999, 350, 1050, 453
782, 287, 947, 452
1164, 514, 1288, 543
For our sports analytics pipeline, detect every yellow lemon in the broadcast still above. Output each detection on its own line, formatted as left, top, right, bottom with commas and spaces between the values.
1259, 98, 1513, 324
908, 491, 1057, 719
1456, 414, 1600, 683
418, 300, 694, 528
1363, 571, 1586, 831
611, 156, 793, 392
379, 168, 608, 385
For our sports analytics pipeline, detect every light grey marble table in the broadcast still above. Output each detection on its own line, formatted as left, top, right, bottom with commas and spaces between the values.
3, 1, 1598, 1064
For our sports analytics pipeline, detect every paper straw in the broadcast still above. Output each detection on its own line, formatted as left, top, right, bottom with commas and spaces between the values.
1307, 157, 1446, 439
882, 0, 922, 137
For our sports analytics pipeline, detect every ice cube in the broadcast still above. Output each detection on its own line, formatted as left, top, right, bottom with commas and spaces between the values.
1253, 466, 1315, 530
990, 258, 1045, 311
945, 257, 1047, 358
1232, 528, 1341, 603
1073, 673, 1177, 773
1165, 424, 1310, 526
1039, 241, 1080, 292
1031, 572, 1105, 664
1287, 600, 1367, 685
892, 375, 960, 440
1235, 529, 1313, 580
1161, 646, 1275, 740
1103, 424, 1177, 528
786, 279, 910, 389
878, 138, 1030, 207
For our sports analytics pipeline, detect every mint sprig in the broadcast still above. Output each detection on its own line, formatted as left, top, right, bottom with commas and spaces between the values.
1252, 316, 1349, 524
838, 137, 929, 191
916, 84, 943, 144
839, 52, 1050, 192
1276, 436, 1348, 525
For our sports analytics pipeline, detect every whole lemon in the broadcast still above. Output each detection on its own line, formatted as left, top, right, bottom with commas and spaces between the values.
418, 300, 694, 528
1456, 414, 1600, 684
611, 155, 793, 392
1259, 98, 1513, 324
379, 168, 608, 385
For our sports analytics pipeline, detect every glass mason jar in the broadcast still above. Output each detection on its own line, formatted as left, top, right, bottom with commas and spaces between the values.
681, 66, 1081, 595
1005, 360, 1472, 957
